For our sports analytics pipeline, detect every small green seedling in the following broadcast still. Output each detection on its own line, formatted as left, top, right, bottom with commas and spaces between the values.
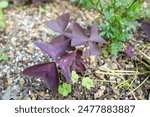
0, 48, 8, 61
71, 71, 79, 84
39, 6, 49, 14
0, 0, 8, 28
82, 77, 94, 90
58, 83, 72, 96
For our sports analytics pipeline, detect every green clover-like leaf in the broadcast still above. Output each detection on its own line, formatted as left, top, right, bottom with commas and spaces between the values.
0, 21, 5, 28
0, 48, 4, 53
58, 83, 72, 96
0, 54, 8, 61
82, 77, 94, 90
0, 1, 9, 9
71, 71, 79, 84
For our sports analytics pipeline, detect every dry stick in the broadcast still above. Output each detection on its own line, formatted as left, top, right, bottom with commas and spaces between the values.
130, 91, 138, 100
127, 75, 150, 95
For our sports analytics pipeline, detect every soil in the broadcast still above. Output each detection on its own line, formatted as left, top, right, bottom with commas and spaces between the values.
0, 0, 149, 100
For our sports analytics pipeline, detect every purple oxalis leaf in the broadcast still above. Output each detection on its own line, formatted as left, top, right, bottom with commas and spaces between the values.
83, 42, 101, 57
71, 23, 88, 46
22, 62, 59, 93
45, 13, 70, 34
71, 50, 86, 72
71, 22, 106, 57
141, 22, 150, 38
64, 27, 73, 39
58, 51, 86, 83
89, 22, 106, 44
33, 36, 70, 59
50, 34, 75, 51
126, 46, 134, 57
58, 53, 75, 83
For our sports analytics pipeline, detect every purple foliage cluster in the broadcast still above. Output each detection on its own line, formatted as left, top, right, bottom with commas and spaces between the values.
22, 13, 106, 93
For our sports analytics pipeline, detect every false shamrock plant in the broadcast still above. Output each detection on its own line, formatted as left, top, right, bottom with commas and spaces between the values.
0, 48, 8, 61
22, 13, 106, 96
71, 71, 94, 90
0, 0, 9, 28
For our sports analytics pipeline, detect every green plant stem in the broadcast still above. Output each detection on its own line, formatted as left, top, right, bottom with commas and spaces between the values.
138, 44, 150, 49
115, 78, 132, 89
137, 49, 150, 60
127, 75, 150, 95
130, 68, 138, 86
95, 70, 144, 75
96, 79, 116, 83
102, 66, 132, 88
122, 0, 138, 17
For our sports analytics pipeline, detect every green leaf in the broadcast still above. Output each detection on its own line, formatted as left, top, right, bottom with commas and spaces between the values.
0, 48, 4, 53
100, 31, 106, 36
0, 21, 5, 28
0, 1, 9, 9
82, 77, 94, 90
71, 71, 79, 84
102, 48, 109, 58
39, 6, 48, 14
58, 83, 72, 96
111, 42, 123, 56
0, 54, 8, 61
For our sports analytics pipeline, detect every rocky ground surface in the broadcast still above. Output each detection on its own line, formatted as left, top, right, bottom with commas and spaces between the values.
0, 1, 149, 100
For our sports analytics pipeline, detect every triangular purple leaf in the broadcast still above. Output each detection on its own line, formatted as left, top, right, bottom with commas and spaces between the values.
50, 35, 75, 51
83, 42, 101, 57
22, 62, 59, 93
33, 38, 69, 59
57, 13, 70, 32
89, 22, 106, 44
71, 50, 86, 72
71, 23, 88, 46
50, 34, 67, 44
58, 53, 75, 83
45, 13, 70, 34
65, 40, 76, 51
64, 24, 73, 39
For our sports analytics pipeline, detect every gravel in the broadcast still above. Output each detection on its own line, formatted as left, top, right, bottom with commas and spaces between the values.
0, 0, 149, 100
